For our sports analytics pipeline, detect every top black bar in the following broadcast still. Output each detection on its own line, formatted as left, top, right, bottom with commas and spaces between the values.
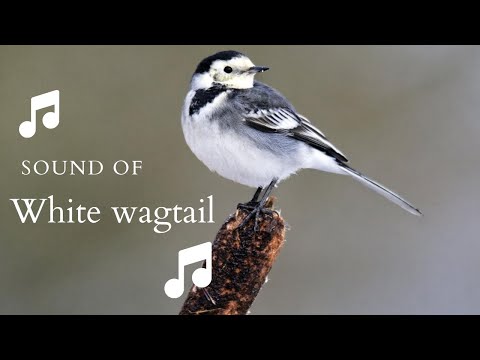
1, 10, 478, 45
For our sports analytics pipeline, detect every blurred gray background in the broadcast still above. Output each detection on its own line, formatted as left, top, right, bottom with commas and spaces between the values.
0, 45, 479, 314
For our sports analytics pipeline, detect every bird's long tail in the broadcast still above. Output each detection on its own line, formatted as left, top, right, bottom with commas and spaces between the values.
338, 163, 422, 216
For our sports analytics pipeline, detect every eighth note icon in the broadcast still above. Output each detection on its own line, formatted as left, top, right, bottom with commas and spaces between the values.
165, 242, 212, 299
19, 90, 60, 138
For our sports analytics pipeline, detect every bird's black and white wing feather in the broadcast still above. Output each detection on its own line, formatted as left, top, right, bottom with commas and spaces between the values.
242, 106, 349, 163
230, 81, 349, 163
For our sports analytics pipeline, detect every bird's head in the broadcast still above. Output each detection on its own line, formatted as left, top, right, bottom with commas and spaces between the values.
191, 50, 269, 90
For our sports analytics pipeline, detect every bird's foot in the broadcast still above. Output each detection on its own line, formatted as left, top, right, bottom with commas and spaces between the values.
237, 198, 275, 232
237, 201, 259, 211
236, 179, 278, 233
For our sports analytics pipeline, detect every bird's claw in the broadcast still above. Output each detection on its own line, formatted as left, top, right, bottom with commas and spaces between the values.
237, 202, 274, 232
236, 178, 279, 232
237, 201, 259, 211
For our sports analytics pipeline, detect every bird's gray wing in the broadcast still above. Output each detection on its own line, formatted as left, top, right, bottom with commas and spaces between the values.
242, 107, 349, 163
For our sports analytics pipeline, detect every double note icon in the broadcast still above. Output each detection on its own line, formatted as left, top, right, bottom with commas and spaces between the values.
19, 90, 60, 138
164, 242, 212, 299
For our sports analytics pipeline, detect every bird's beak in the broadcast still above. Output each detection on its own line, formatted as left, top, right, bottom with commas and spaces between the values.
247, 66, 269, 74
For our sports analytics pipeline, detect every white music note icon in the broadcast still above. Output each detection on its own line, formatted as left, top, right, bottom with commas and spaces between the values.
164, 242, 212, 299
19, 90, 60, 138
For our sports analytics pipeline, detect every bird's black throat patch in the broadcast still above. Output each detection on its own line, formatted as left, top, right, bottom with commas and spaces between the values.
189, 85, 227, 116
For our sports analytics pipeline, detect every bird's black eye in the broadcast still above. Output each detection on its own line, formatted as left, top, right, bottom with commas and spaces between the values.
224, 66, 233, 74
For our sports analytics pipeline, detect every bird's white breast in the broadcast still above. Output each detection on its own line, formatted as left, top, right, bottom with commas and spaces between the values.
181, 90, 305, 188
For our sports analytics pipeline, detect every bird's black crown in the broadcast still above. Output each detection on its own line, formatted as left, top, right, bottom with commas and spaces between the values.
194, 50, 245, 74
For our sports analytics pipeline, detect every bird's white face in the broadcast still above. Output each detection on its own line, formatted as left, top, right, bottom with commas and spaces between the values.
191, 56, 265, 90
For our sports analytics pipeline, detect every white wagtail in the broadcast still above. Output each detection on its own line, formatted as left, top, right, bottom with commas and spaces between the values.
181, 50, 422, 227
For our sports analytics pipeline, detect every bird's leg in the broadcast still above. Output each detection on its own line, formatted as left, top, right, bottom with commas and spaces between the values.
250, 187, 263, 203
238, 178, 278, 232
238, 187, 262, 211
238, 187, 263, 211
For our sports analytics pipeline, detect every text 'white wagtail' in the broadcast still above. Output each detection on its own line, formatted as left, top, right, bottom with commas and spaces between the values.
181, 51, 422, 225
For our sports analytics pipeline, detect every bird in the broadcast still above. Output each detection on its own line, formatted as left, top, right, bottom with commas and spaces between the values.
181, 50, 422, 228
